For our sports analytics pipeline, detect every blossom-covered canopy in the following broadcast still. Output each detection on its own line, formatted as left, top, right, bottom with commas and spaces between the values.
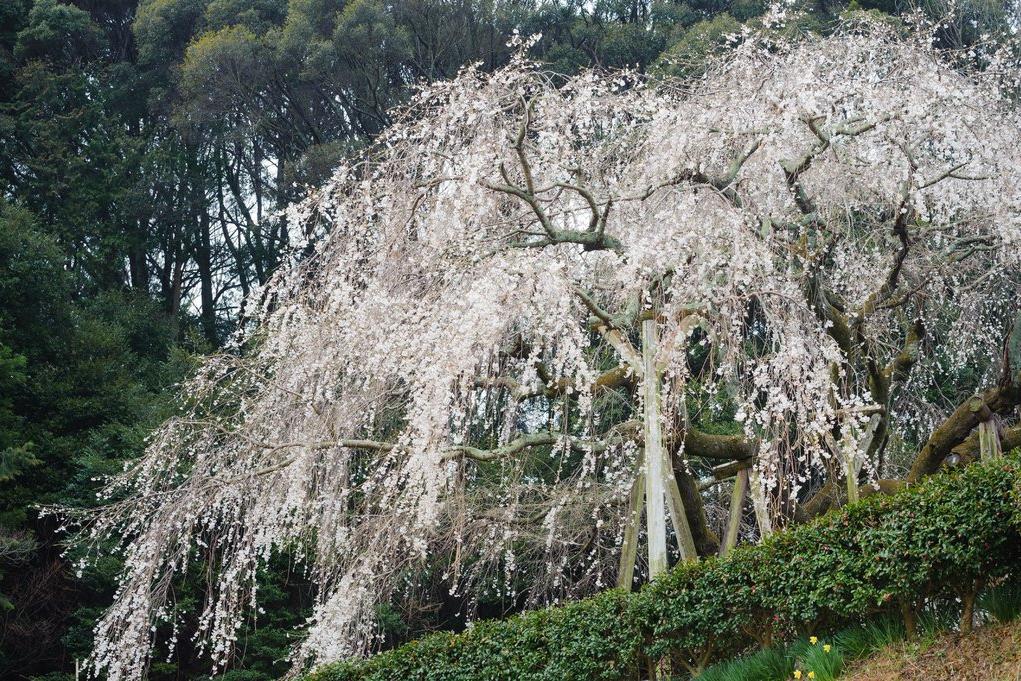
73, 22, 1021, 681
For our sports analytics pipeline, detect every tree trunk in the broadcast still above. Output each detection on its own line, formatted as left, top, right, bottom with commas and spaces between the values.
168, 258, 184, 317
195, 207, 217, 345
673, 463, 719, 556
128, 234, 149, 292
901, 601, 917, 640
960, 586, 977, 635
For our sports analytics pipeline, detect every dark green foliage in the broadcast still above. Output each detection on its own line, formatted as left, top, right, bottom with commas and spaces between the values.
638, 459, 1019, 670
307, 589, 643, 681
653, 14, 745, 79
0, 199, 191, 677
306, 459, 1021, 681
0, 345, 38, 483
1007, 312, 1021, 379
14, 0, 107, 65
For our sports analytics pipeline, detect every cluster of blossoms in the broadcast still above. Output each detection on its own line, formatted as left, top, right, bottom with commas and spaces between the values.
63, 16, 1020, 681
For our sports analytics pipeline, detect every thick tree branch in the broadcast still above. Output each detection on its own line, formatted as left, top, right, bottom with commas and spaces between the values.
908, 376, 1021, 481
673, 464, 721, 556
477, 364, 634, 400
671, 428, 756, 461
572, 286, 644, 373
782, 113, 893, 217
482, 98, 622, 252
796, 477, 905, 522
445, 421, 641, 463
883, 318, 925, 386
627, 138, 762, 210
951, 424, 1021, 462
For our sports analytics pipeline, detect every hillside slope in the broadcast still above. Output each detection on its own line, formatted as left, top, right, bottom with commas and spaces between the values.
843, 621, 1021, 681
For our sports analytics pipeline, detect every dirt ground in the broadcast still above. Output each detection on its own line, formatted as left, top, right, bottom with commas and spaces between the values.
842, 621, 1021, 681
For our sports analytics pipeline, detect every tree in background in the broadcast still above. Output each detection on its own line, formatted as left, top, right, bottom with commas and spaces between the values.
0, 198, 193, 675
69, 17, 1021, 679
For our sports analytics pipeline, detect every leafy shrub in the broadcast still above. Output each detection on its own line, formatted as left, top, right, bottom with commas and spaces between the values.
306, 458, 1021, 681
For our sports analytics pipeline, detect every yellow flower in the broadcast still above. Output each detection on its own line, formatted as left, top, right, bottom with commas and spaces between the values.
823, 644, 832, 653
809, 636, 818, 645
793, 671, 802, 679
808, 673, 816, 679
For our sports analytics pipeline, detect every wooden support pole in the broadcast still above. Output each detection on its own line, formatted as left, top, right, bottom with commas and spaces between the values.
847, 415, 874, 504
712, 457, 753, 480
665, 452, 699, 563
844, 453, 860, 504
720, 468, 748, 557
617, 453, 645, 590
978, 419, 1002, 460
641, 316, 668, 577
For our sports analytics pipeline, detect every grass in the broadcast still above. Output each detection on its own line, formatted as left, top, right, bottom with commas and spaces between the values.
978, 578, 1021, 625
691, 617, 916, 681
690, 576, 1021, 681
697, 646, 794, 681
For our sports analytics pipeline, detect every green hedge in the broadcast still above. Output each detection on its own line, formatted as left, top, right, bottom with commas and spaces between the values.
305, 458, 1021, 681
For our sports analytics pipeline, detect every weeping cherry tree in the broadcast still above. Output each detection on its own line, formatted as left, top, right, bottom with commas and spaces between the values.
65, 20, 1021, 681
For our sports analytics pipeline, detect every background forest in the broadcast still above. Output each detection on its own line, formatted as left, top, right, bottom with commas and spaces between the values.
0, 1, 1014, 680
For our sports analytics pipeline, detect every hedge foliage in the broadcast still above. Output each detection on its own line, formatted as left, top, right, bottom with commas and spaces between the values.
305, 458, 1021, 681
